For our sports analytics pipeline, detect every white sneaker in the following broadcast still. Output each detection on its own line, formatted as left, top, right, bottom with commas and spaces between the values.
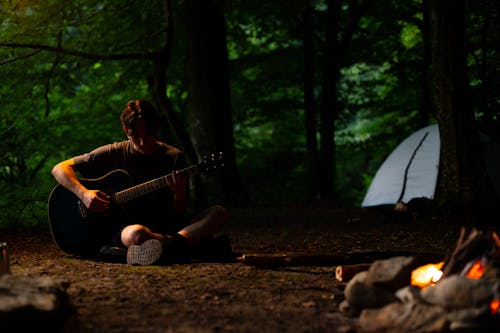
126, 239, 164, 266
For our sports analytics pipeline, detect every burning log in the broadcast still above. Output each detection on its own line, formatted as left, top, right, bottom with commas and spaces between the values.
483, 259, 500, 280
342, 226, 500, 333
441, 227, 499, 278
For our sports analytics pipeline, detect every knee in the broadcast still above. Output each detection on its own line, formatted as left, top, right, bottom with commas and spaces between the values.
121, 224, 149, 246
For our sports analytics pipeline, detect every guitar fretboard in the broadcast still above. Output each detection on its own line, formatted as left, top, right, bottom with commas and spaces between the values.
112, 165, 199, 204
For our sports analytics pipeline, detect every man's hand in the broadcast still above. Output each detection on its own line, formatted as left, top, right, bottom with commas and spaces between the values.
52, 158, 111, 212
166, 170, 188, 214
81, 189, 111, 212
166, 170, 187, 197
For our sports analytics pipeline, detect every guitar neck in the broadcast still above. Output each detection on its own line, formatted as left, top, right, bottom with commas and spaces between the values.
112, 165, 199, 205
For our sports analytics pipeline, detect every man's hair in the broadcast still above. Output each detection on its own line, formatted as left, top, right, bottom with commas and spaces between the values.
120, 99, 160, 134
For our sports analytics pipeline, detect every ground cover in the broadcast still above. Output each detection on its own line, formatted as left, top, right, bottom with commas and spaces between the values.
3, 206, 467, 332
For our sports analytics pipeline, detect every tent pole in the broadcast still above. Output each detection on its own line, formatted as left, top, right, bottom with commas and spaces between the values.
397, 132, 430, 203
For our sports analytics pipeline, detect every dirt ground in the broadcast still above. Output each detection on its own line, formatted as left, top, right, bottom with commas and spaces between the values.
2, 206, 486, 333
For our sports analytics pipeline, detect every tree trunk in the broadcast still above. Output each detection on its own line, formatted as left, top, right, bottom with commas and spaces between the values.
318, 0, 341, 202
430, 0, 497, 219
419, 0, 432, 128
149, 58, 208, 211
302, 0, 320, 201
150, 0, 207, 210
318, 0, 366, 202
184, 0, 240, 205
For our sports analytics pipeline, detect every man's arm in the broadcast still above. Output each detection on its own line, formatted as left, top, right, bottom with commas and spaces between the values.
168, 171, 188, 215
51, 159, 110, 212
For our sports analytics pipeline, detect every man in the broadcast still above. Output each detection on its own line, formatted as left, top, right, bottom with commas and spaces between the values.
51, 99, 230, 265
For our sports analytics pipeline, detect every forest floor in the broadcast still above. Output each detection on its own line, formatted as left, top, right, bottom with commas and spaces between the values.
3, 205, 497, 333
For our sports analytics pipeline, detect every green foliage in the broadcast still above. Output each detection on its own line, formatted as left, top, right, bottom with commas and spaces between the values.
0, 1, 158, 227
0, 0, 498, 227
226, 0, 431, 206
465, 0, 500, 142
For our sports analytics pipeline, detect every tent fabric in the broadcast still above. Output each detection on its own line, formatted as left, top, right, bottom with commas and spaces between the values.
361, 124, 500, 208
361, 124, 441, 208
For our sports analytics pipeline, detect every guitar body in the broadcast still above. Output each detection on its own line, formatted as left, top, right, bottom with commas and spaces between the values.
48, 169, 133, 257
47, 152, 224, 257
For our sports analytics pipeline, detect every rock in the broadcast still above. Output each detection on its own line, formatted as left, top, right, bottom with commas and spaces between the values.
344, 271, 398, 312
0, 274, 73, 332
359, 301, 448, 333
421, 275, 499, 308
366, 256, 419, 292
395, 285, 426, 304
339, 300, 359, 317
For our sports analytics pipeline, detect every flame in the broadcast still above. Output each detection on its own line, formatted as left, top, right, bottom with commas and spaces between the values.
465, 260, 485, 279
411, 262, 444, 288
491, 300, 500, 315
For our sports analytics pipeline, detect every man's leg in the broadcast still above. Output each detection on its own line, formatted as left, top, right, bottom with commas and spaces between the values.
178, 205, 229, 245
121, 224, 166, 247
125, 205, 229, 265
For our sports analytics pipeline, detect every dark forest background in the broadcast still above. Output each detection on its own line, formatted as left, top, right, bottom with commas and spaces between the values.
0, 0, 499, 228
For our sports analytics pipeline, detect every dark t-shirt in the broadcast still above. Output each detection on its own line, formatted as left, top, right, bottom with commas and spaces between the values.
73, 140, 188, 235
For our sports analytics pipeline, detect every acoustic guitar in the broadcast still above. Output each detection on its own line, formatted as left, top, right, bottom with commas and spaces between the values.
47, 153, 223, 257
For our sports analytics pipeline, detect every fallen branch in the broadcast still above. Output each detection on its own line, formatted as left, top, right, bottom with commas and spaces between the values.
239, 251, 443, 268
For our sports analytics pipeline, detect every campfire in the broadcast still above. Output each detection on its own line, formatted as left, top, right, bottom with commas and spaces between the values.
340, 227, 500, 332
411, 262, 444, 288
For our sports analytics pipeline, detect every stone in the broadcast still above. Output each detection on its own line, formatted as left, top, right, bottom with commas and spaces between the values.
0, 274, 73, 332
395, 285, 425, 304
344, 271, 398, 312
359, 301, 448, 333
366, 256, 419, 292
421, 275, 499, 308
446, 305, 490, 323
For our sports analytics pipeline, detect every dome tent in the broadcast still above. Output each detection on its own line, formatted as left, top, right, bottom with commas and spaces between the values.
361, 124, 500, 208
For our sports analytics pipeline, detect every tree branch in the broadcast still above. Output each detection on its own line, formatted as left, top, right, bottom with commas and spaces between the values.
0, 42, 155, 61
0, 49, 42, 65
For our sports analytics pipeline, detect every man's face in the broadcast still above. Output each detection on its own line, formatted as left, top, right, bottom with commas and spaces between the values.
125, 119, 157, 154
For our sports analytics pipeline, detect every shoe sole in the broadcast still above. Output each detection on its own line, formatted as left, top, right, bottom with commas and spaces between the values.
127, 239, 163, 266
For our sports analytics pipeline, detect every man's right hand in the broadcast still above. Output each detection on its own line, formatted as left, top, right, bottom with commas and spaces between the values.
81, 189, 111, 212
51, 159, 111, 212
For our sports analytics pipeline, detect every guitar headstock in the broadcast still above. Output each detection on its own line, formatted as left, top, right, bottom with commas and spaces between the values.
198, 152, 224, 172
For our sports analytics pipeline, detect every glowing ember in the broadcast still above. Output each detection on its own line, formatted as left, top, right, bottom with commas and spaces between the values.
491, 300, 500, 315
411, 262, 444, 288
465, 260, 485, 279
